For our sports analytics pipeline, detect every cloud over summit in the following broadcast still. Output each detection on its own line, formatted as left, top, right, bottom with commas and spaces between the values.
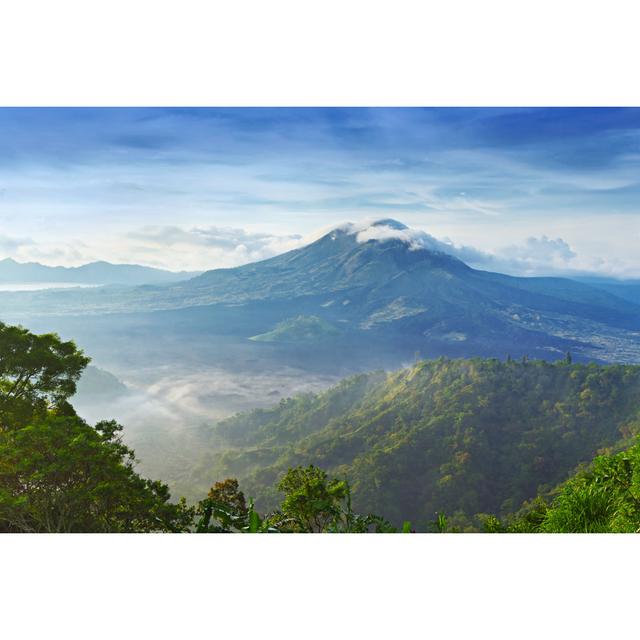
333, 218, 588, 277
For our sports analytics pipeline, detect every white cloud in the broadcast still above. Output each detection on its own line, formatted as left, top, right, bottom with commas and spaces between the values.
0, 232, 89, 266
500, 235, 576, 265
0, 225, 306, 271
346, 219, 497, 264
463, 236, 581, 276
344, 219, 590, 277
120, 225, 304, 270
0, 233, 34, 255
354, 223, 443, 251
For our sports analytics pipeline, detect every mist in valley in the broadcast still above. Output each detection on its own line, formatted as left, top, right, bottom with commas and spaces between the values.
62, 326, 349, 501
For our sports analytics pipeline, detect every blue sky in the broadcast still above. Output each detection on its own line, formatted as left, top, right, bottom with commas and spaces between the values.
1, 107, 639, 276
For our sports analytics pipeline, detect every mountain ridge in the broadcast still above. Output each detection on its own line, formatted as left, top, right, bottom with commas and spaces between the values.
0, 257, 200, 285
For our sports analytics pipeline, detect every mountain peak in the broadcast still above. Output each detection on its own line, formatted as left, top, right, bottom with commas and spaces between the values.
370, 218, 408, 230
333, 218, 454, 256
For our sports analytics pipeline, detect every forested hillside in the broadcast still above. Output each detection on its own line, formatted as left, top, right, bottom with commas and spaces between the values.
191, 357, 640, 529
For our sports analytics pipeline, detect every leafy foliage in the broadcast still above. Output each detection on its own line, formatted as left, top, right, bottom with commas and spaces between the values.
0, 321, 399, 533
4, 319, 640, 534
276, 465, 348, 532
0, 322, 89, 430
0, 321, 191, 533
0, 415, 193, 532
504, 440, 640, 533
195, 466, 398, 533
196, 358, 640, 530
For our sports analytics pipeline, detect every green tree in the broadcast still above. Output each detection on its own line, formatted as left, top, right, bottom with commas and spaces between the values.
0, 322, 89, 430
0, 415, 192, 532
195, 470, 398, 533
195, 478, 262, 533
541, 482, 617, 533
207, 478, 248, 515
275, 465, 349, 532
203, 357, 640, 530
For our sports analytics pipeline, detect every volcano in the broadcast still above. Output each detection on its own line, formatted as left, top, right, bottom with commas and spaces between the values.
3, 219, 640, 364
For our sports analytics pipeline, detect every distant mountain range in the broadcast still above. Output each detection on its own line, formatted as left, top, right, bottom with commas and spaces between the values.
0, 257, 200, 285
2, 219, 640, 364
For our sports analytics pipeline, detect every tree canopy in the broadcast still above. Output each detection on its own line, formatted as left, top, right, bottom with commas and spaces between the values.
195, 465, 399, 533
0, 322, 89, 430
0, 321, 191, 533
195, 357, 640, 529
0, 415, 192, 532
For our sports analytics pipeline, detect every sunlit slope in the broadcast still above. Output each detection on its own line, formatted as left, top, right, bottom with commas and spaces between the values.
192, 358, 640, 528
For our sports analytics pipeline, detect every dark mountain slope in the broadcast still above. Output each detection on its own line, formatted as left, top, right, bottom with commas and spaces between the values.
575, 277, 640, 307
2, 219, 640, 363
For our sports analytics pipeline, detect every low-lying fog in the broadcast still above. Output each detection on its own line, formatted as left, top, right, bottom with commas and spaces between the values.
72, 360, 343, 498
10, 306, 406, 500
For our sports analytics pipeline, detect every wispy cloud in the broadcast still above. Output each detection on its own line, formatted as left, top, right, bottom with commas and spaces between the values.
122, 225, 303, 270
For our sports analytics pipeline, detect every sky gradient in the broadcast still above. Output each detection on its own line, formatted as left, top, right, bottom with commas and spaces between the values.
1, 107, 639, 277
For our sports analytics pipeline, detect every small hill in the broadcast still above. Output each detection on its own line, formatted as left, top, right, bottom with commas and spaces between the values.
249, 315, 340, 342
73, 365, 130, 401
192, 358, 640, 529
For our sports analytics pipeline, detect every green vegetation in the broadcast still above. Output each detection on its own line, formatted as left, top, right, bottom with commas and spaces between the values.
3, 319, 640, 533
0, 321, 391, 532
193, 356, 640, 530
0, 321, 191, 533
194, 467, 400, 533
0, 321, 89, 430
249, 315, 340, 342
500, 440, 640, 533
0, 415, 193, 532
